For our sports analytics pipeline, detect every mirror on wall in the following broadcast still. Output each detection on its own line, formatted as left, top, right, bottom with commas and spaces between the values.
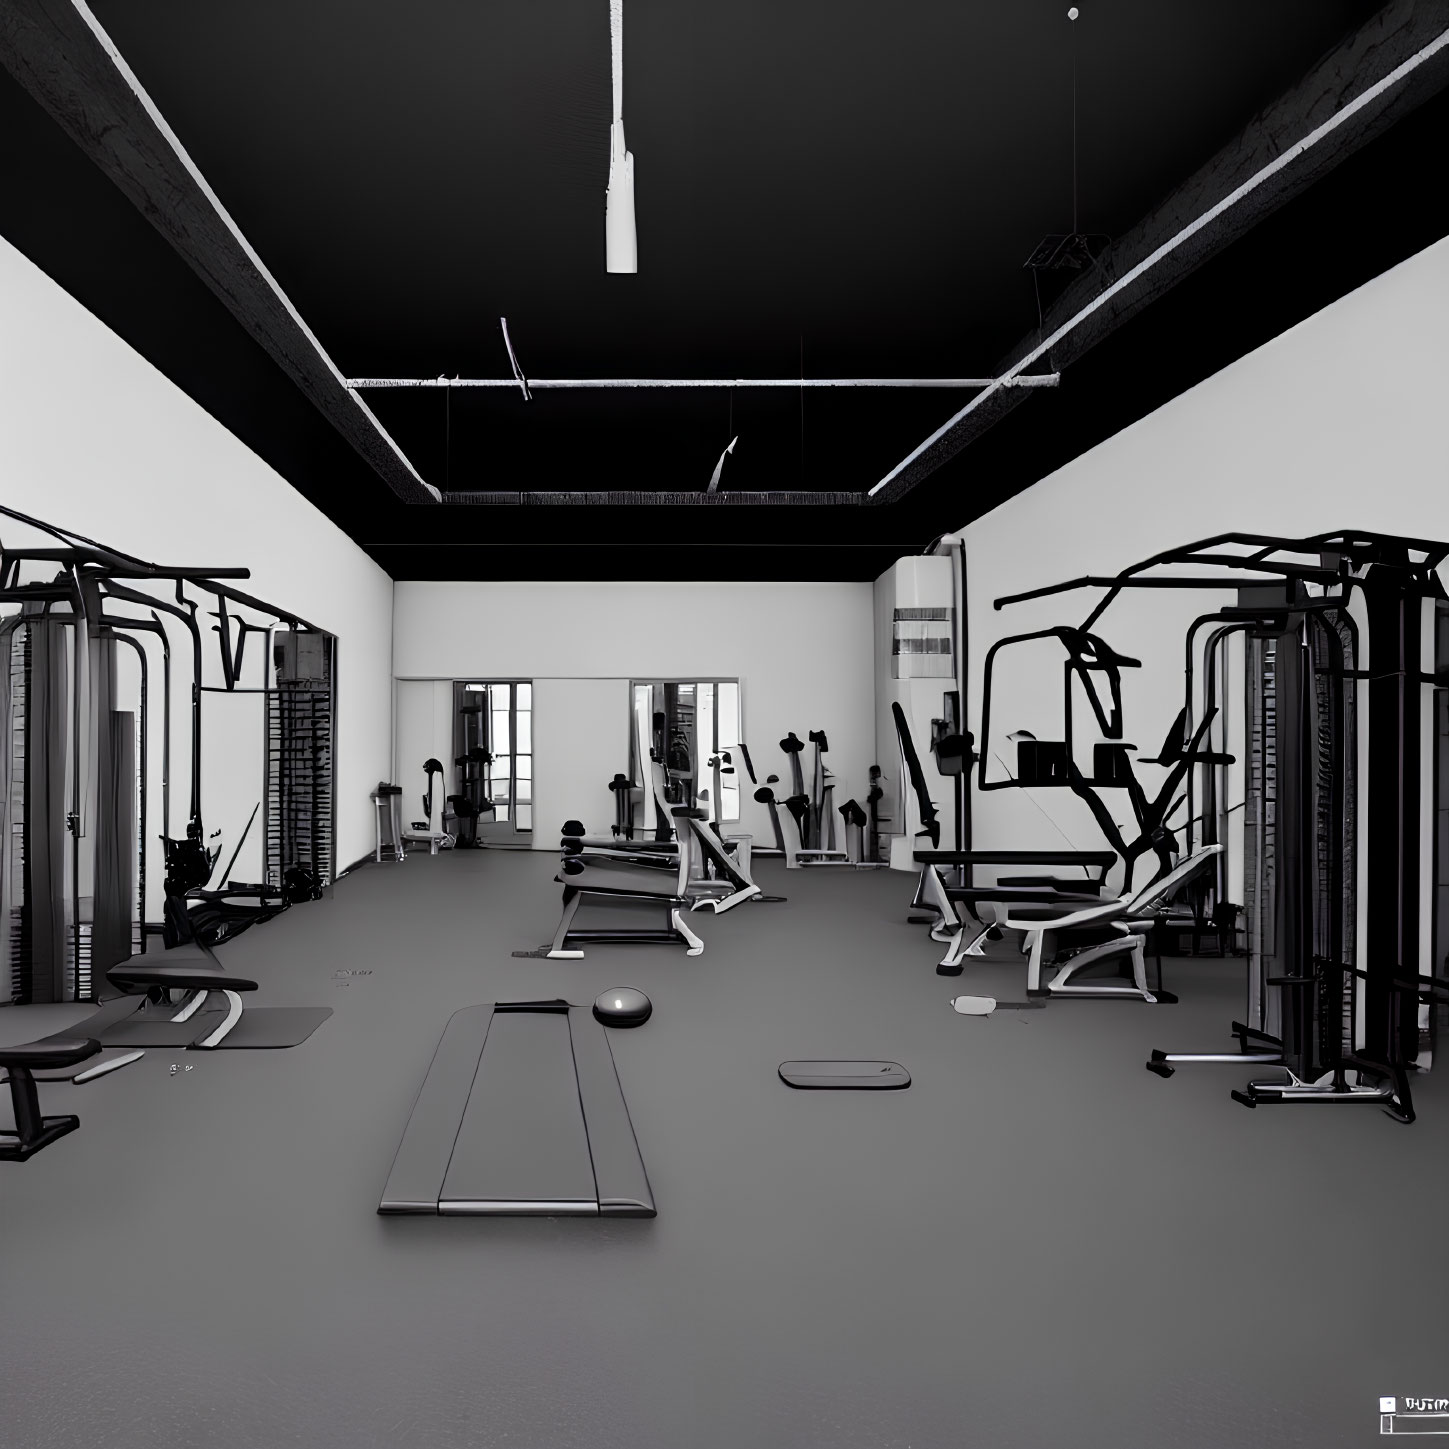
629, 680, 741, 833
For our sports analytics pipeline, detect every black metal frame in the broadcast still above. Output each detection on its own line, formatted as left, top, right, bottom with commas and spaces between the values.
977, 623, 1222, 893
0, 507, 335, 995
996, 529, 1449, 1121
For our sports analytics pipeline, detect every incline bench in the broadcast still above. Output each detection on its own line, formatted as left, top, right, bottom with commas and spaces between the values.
912, 849, 1117, 976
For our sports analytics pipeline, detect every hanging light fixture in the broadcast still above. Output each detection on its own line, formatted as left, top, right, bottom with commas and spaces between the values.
605, 0, 637, 272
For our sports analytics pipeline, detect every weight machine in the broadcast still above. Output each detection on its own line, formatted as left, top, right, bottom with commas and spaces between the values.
448, 687, 495, 848
769, 730, 876, 868
997, 530, 1449, 1121
0, 506, 333, 1000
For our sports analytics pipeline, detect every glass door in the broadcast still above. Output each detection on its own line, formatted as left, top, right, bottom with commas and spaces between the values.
455, 681, 532, 842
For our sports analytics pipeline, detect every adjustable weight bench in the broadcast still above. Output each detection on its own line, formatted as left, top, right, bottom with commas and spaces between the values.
1, 938, 260, 1158
994, 845, 1225, 1003
565, 760, 763, 896
106, 946, 260, 1050
547, 840, 704, 959
0, 897, 281, 1162
912, 849, 1117, 974
0, 1036, 127, 1162
546, 774, 763, 954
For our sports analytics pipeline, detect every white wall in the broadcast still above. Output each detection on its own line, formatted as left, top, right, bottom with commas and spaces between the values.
0, 234, 395, 891
954, 232, 1449, 870
532, 678, 628, 842
394, 679, 454, 832
392, 581, 876, 846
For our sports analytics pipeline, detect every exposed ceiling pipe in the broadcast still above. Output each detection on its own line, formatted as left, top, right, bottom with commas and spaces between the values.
499, 318, 532, 401
868, 16, 1449, 499
347, 375, 1062, 391
441, 489, 866, 506
60, 0, 440, 501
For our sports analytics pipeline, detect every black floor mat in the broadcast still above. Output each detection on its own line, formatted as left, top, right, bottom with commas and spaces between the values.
97, 1005, 332, 1049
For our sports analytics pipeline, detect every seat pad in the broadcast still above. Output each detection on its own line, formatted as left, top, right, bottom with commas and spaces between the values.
108, 962, 259, 993
0, 1036, 101, 1070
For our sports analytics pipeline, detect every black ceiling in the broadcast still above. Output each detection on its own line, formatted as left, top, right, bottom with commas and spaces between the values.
3, 1, 1445, 579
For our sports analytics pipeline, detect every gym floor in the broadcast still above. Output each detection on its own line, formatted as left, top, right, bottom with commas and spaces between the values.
2, 851, 1445, 1449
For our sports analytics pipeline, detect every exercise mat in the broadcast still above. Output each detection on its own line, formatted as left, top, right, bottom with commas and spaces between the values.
98, 1005, 332, 1050
778, 1061, 911, 1089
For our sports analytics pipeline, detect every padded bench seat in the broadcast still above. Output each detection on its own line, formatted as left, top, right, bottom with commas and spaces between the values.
1007, 903, 1112, 923
996, 875, 1105, 894
556, 857, 687, 898
0, 1035, 110, 1162
940, 886, 1105, 908
0, 1037, 101, 1071
104, 937, 259, 1050
107, 959, 259, 994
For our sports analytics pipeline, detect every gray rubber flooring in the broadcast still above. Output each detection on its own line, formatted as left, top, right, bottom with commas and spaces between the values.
2, 850, 1447, 1449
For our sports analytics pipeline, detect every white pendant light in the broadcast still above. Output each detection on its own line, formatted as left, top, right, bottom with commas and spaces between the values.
605, 0, 637, 273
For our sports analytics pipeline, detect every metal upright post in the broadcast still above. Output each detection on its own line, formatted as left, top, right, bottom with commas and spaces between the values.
1363, 556, 1422, 1067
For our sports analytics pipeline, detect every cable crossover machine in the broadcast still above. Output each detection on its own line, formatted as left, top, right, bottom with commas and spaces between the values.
994, 529, 1449, 1122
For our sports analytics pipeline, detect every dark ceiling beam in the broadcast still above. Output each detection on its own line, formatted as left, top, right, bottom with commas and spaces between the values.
869, 0, 1449, 506
442, 490, 865, 506
0, 0, 438, 505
